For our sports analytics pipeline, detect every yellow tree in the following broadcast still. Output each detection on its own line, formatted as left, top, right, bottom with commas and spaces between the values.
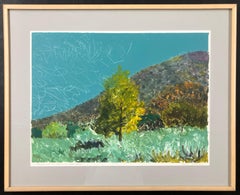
96, 66, 145, 141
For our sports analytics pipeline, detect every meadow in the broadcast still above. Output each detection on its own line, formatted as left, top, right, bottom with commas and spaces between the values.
32, 126, 208, 163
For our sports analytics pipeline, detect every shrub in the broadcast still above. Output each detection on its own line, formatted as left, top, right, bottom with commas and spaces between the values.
161, 102, 207, 129
179, 145, 208, 163
138, 113, 164, 131
70, 140, 104, 151
150, 81, 208, 113
31, 128, 42, 138
67, 122, 80, 138
151, 150, 180, 163
42, 121, 67, 138
151, 149, 208, 163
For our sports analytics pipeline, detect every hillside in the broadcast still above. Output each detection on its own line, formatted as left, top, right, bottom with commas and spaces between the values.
32, 51, 209, 129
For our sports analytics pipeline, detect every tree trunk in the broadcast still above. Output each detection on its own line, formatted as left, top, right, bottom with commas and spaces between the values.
119, 104, 123, 142
119, 127, 122, 142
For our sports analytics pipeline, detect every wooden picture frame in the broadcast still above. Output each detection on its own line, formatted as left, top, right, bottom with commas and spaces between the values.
3, 4, 236, 191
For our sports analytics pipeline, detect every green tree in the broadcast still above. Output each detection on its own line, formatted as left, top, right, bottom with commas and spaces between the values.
96, 66, 145, 141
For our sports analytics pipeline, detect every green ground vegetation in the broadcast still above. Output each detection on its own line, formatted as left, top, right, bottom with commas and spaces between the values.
32, 126, 208, 163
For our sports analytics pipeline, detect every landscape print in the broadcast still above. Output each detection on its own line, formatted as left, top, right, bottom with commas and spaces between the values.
31, 32, 209, 163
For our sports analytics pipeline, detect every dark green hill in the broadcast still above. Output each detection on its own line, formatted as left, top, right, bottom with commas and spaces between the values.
32, 51, 209, 129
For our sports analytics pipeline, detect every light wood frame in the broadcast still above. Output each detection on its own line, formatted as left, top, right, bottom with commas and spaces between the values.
3, 4, 236, 191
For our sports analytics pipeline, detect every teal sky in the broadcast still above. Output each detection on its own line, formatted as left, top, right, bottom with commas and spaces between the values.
32, 32, 209, 120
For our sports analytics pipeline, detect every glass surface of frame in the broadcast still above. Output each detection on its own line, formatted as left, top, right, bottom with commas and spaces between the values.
3, 4, 236, 191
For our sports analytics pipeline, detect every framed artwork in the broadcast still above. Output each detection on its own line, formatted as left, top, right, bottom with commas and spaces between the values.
3, 4, 236, 191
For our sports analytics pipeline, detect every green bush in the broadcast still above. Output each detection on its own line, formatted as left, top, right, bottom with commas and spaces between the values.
31, 128, 42, 138
161, 102, 207, 129
42, 121, 67, 138
67, 122, 80, 138
138, 113, 163, 131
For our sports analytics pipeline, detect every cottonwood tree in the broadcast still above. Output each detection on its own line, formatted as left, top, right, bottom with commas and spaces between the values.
96, 66, 145, 141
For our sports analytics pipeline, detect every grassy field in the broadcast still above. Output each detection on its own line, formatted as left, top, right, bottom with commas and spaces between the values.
32, 127, 208, 163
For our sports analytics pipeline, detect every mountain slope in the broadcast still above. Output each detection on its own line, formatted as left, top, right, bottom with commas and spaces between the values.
32, 51, 209, 129
132, 51, 208, 103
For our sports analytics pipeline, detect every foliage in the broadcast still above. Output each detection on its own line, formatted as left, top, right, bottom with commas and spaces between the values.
70, 140, 104, 151
32, 138, 74, 162
66, 122, 80, 138
179, 145, 208, 162
151, 150, 180, 163
161, 102, 208, 129
151, 149, 208, 163
31, 128, 42, 138
42, 121, 68, 138
78, 119, 96, 131
151, 81, 208, 112
32, 127, 208, 163
96, 65, 145, 141
138, 113, 164, 131
73, 148, 108, 162
150, 81, 208, 129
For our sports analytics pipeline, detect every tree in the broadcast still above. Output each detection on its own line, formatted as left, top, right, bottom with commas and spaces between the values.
150, 81, 208, 129
96, 66, 145, 141
161, 102, 207, 130
150, 81, 208, 112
